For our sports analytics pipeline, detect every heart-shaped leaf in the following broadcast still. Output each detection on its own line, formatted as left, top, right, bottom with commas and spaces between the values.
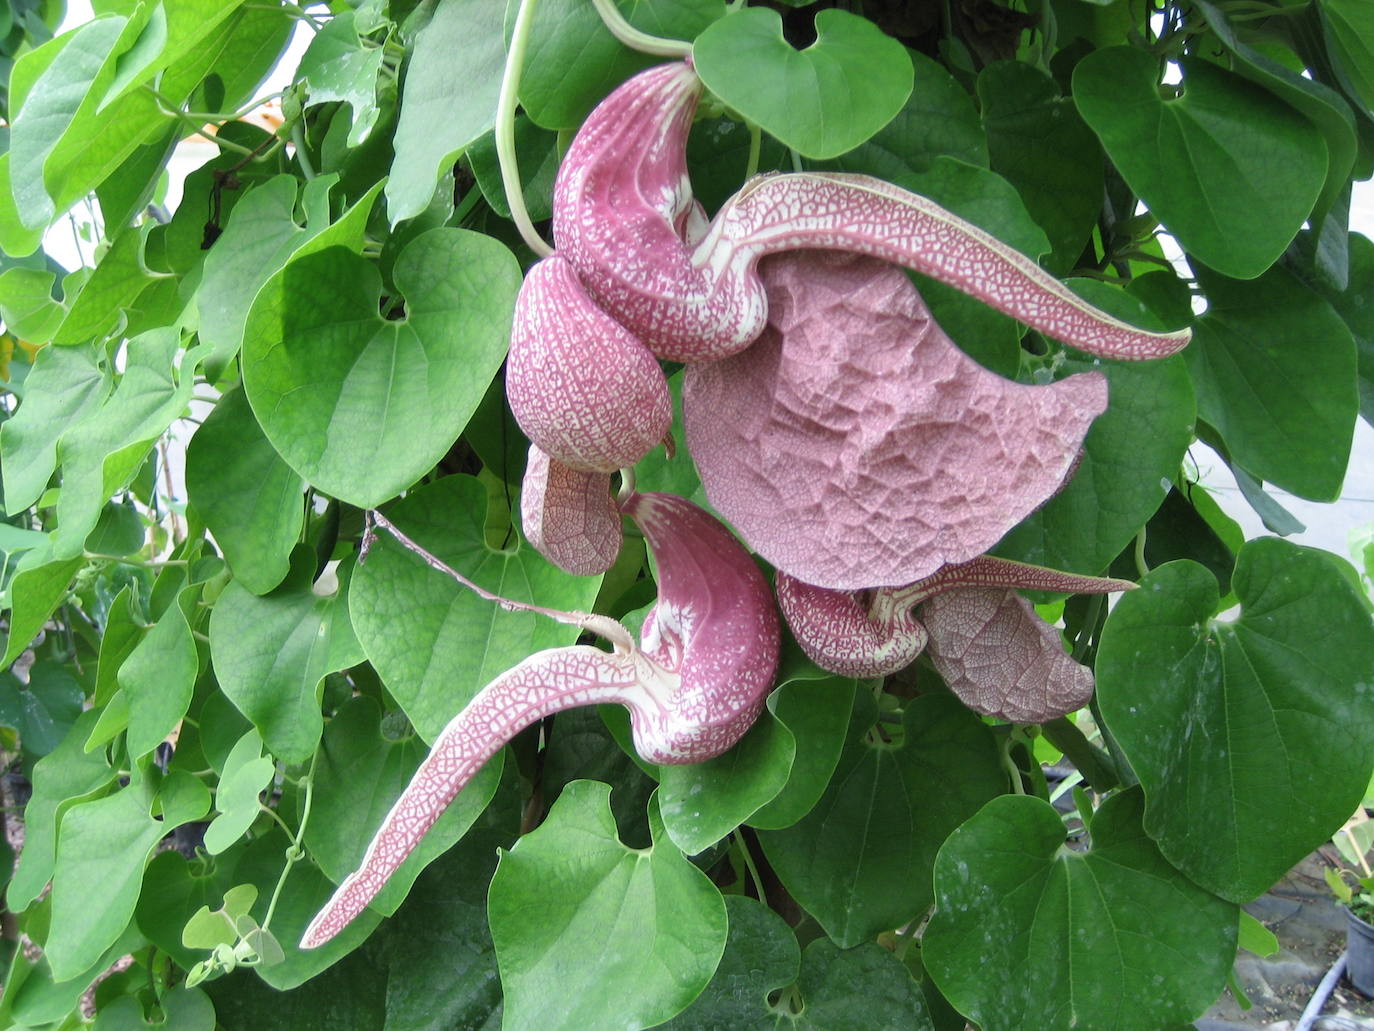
924, 791, 1238, 1031
1096, 538, 1374, 902
488, 782, 726, 1031
348, 476, 602, 742
242, 229, 520, 508
1074, 48, 1325, 279
693, 7, 913, 159
757, 693, 1005, 946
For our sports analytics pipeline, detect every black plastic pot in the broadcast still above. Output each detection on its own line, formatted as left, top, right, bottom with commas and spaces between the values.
1346, 906, 1374, 997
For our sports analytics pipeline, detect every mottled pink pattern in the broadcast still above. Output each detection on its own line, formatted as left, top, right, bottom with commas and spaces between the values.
776, 572, 927, 678
507, 255, 672, 473
520, 446, 622, 575
684, 252, 1108, 590
778, 557, 1131, 679
302, 493, 780, 949
300, 645, 643, 949
921, 587, 1094, 723
622, 492, 780, 762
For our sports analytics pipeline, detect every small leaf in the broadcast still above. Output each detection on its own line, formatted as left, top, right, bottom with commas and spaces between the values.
924, 791, 1238, 1031
203, 730, 275, 855
1097, 539, 1374, 901
241, 229, 520, 507
1239, 911, 1279, 958
694, 7, 913, 159
489, 782, 727, 1031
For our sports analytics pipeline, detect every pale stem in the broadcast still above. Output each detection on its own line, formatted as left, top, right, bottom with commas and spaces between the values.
497, 0, 555, 257
733, 828, 764, 902
262, 750, 319, 934
1000, 735, 1026, 795
744, 121, 761, 180
616, 466, 637, 503
1134, 528, 1150, 580
589, 0, 693, 58
366, 510, 632, 649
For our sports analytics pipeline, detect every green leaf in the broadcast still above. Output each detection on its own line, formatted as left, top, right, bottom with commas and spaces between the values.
118, 584, 200, 759
297, 10, 385, 147
1186, 263, 1357, 501
998, 286, 1195, 574
9, 710, 115, 912
91, 986, 216, 1031
48, 776, 201, 980
466, 115, 559, 222
517, 0, 724, 131
757, 693, 1005, 947
86, 499, 146, 557
305, 695, 501, 915
489, 781, 727, 1031
658, 664, 856, 852
978, 61, 1102, 274
1239, 911, 1279, 958
95, 586, 143, 706
661, 894, 934, 1030
386, 0, 505, 224
1319, 0, 1374, 116
1096, 540, 1374, 902
209, 549, 363, 762
1, 341, 109, 515
0, 661, 84, 757
693, 8, 913, 159
821, 50, 987, 180
349, 475, 602, 742
135, 851, 241, 969
51, 330, 208, 558
203, 729, 275, 855
923, 791, 1239, 1031
241, 229, 520, 507
52, 224, 158, 345
185, 386, 304, 595
2, 915, 145, 1029
196, 175, 380, 376
1311, 231, 1374, 426
0, 267, 67, 341
3, 548, 84, 669
1073, 48, 1326, 279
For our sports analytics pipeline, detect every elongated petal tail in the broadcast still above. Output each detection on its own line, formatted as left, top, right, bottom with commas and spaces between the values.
300, 646, 642, 949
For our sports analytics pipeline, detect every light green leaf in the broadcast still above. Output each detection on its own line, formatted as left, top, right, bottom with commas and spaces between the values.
51, 330, 207, 558
305, 696, 501, 915
386, 0, 505, 224
297, 10, 385, 147
1187, 263, 1357, 501
185, 386, 303, 596
1097, 539, 1374, 901
94, 586, 143, 706
1239, 911, 1279, 957
48, 777, 201, 980
196, 175, 380, 376
660, 895, 934, 1031
349, 475, 602, 742
489, 782, 727, 1031
9, 710, 115, 912
757, 693, 1005, 947
203, 729, 275, 855
0, 267, 67, 341
1074, 48, 1326, 278
1, 341, 109, 515
241, 228, 520, 507
923, 791, 1238, 1031
53, 223, 159, 345
209, 548, 364, 763
693, 7, 913, 159
118, 583, 200, 759
2, 547, 84, 669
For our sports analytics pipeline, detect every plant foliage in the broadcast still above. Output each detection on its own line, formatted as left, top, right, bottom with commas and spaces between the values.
0, 0, 1371, 1028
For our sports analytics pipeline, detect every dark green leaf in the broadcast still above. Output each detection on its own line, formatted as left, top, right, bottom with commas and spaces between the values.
693, 8, 913, 159
0, 660, 84, 757
1310, 230, 1374, 426
1097, 539, 1374, 901
1074, 48, 1326, 278
924, 791, 1238, 1031
758, 693, 1005, 946
1187, 263, 1357, 500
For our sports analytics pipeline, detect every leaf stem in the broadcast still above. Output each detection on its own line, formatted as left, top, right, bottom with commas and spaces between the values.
589, 0, 693, 58
744, 121, 761, 180
733, 828, 765, 903
497, 0, 555, 257
262, 750, 319, 934
291, 121, 317, 180
1000, 734, 1026, 795
1134, 527, 1150, 580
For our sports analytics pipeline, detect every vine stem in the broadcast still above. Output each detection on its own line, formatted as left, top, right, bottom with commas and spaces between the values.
733, 829, 765, 902
262, 750, 319, 934
498, 0, 555, 257
1134, 527, 1150, 580
744, 121, 761, 180
589, 0, 693, 58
